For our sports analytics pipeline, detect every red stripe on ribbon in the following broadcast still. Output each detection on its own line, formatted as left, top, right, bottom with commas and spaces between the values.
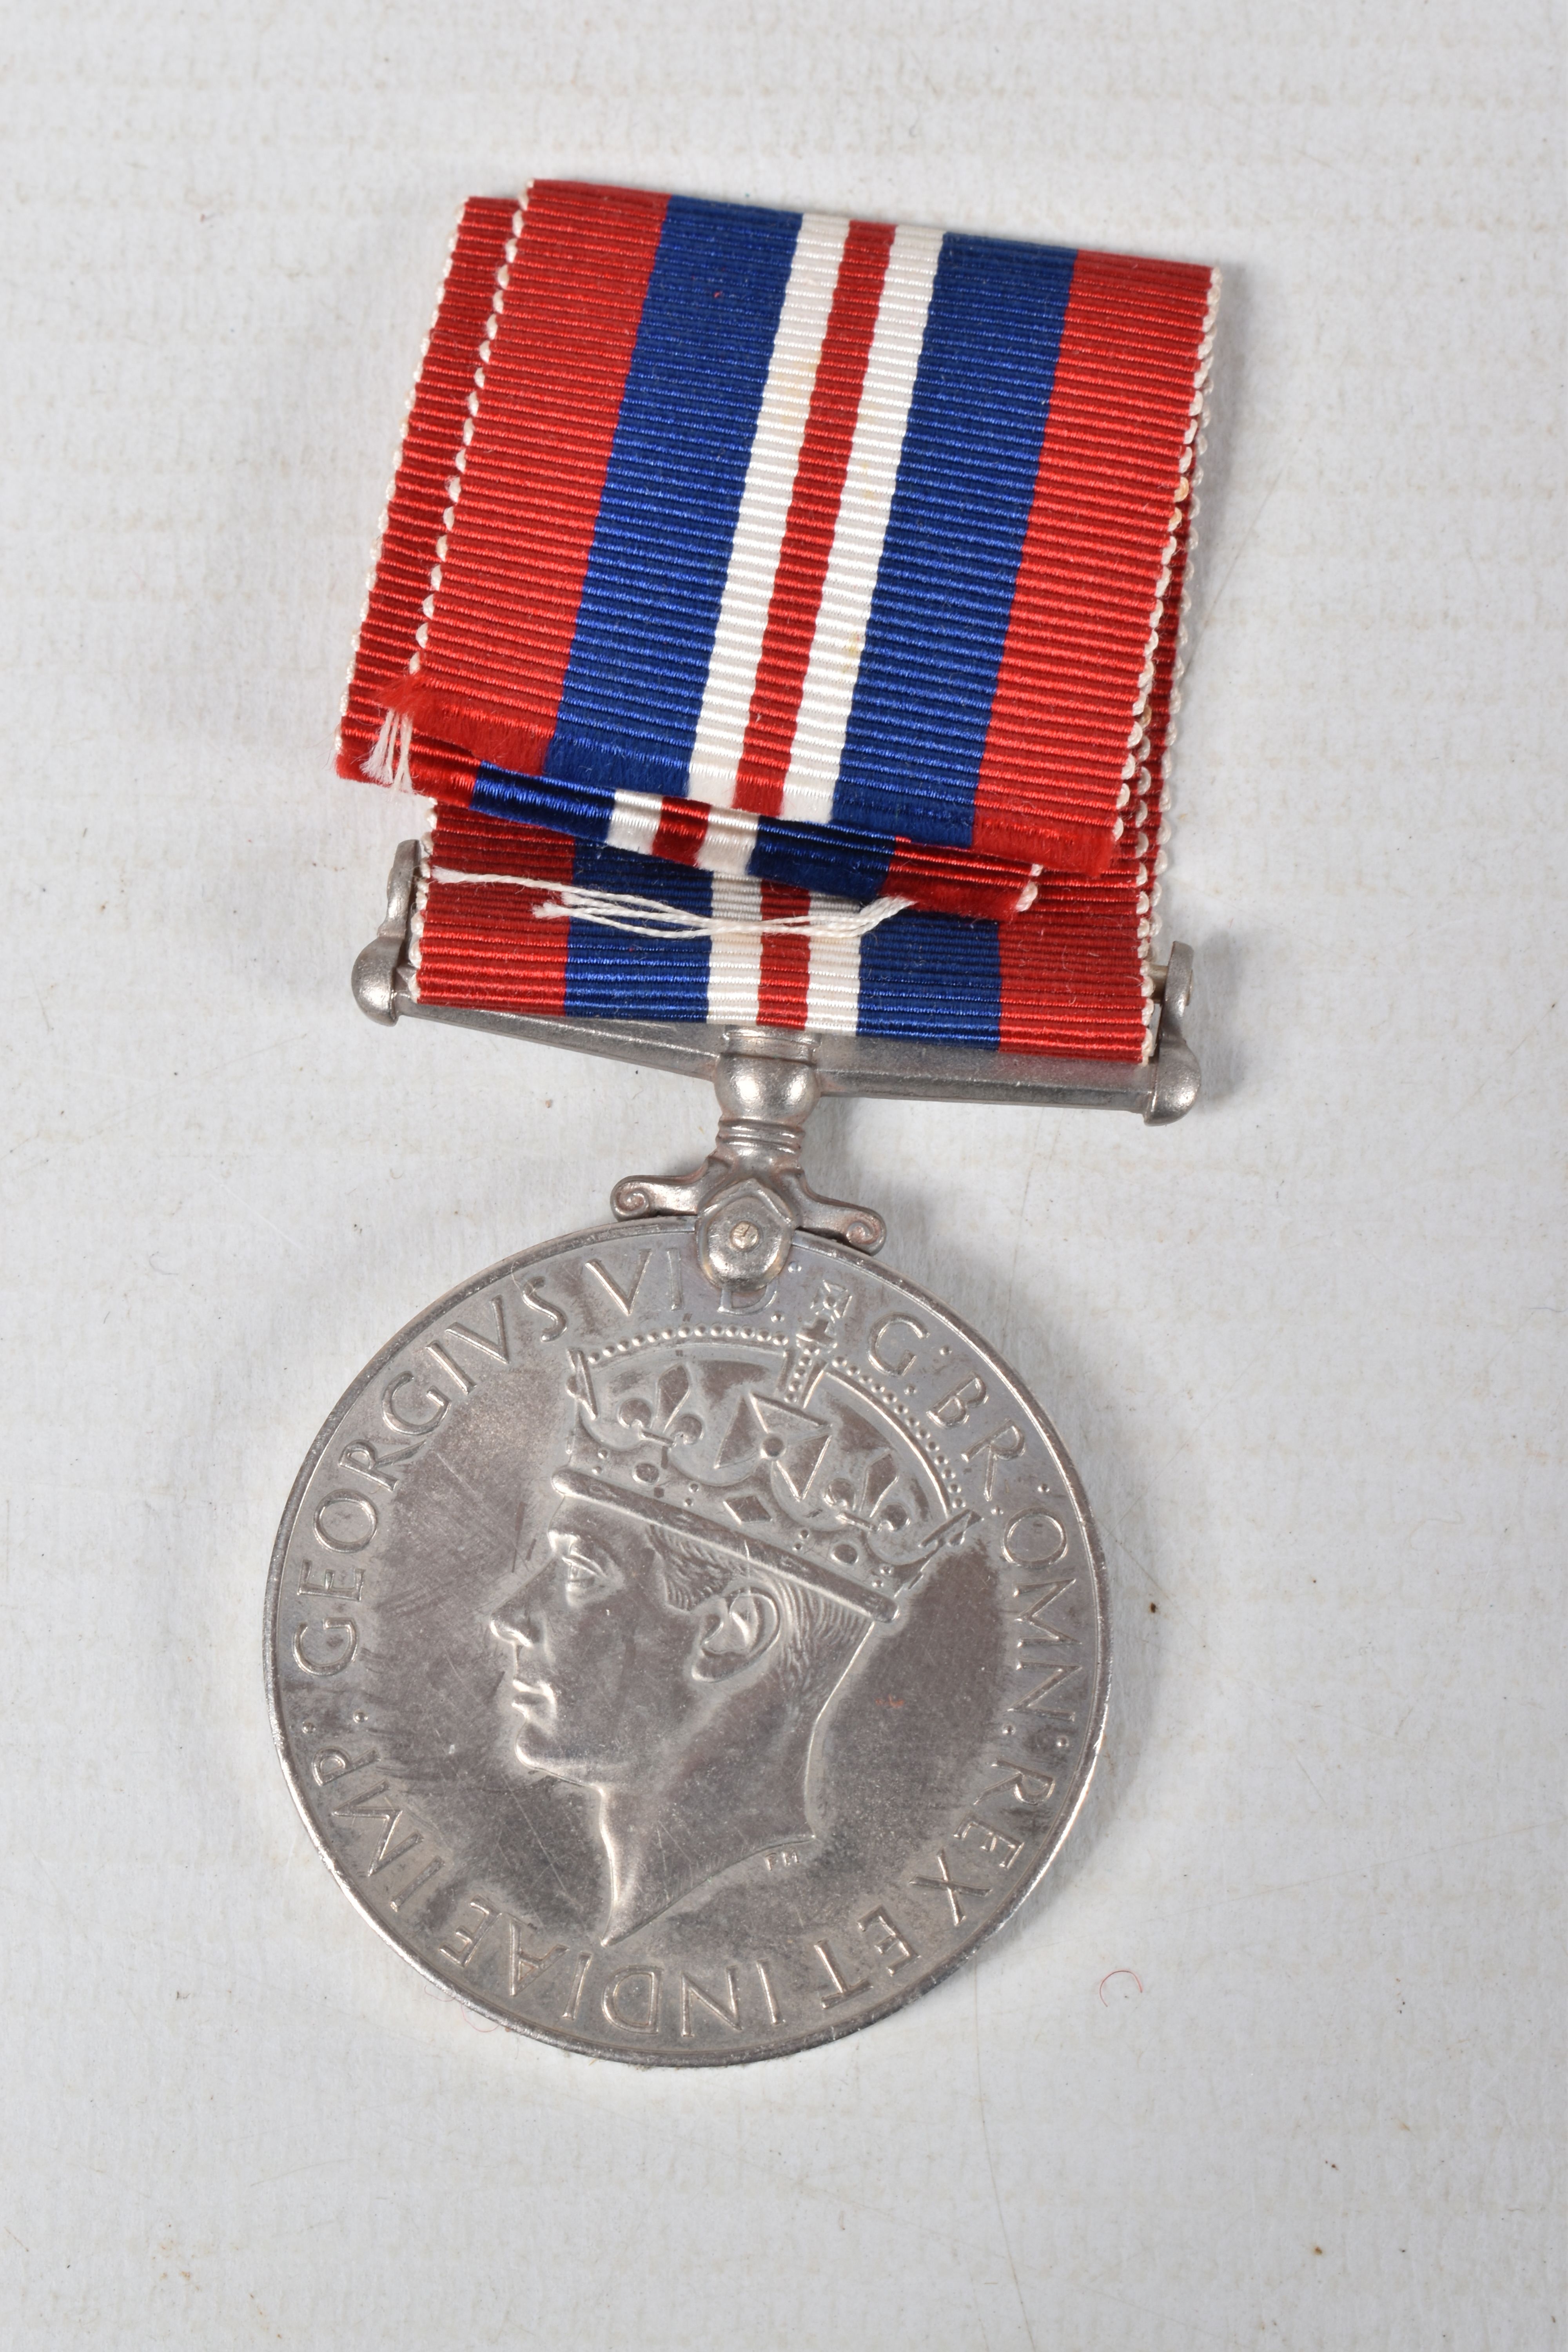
996, 486, 1195, 1058
400, 182, 669, 775
973, 252, 1213, 873
996, 872, 1147, 1058
649, 798, 711, 866
415, 809, 575, 1016
338, 198, 515, 784
884, 835, 1033, 919
757, 881, 812, 1027
733, 220, 896, 817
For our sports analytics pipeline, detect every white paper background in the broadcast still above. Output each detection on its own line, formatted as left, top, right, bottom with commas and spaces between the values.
2, 4, 1561, 2345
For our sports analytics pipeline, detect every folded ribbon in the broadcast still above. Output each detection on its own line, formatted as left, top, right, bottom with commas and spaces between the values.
408, 799, 1166, 1061
363, 712, 1041, 918
339, 189, 1216, 1058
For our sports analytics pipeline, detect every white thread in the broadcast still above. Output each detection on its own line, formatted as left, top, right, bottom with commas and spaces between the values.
428, 868, 910, 944
363, 708, 397, 783
362, 711, 416, 790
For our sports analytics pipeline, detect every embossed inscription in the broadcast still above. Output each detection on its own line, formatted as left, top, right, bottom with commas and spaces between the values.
519, 1276, 568, 1341
382, 1371, 450, 1436
602, 1965, 661, 2033
560, 1952, 593, 2023
296, 1552, 364, 1600
959, 1421, 1025, 1496
443, 1296, 511, 1365
1006, 1557, 1082, 1758
756, 1959, 784, 2027
811, 1938, 871, 2008
313, 1491, 379, 1552
910, 1849, 989, 1925
386, 1857, 442, 1911
325, 1774, 444, 1909
425, 1340, 475, 1396
1012, 1661, 1084, 1713
436, 1900, 567, 1998
584, 1250, 654, 1318
1004, 1510, 1069, 1568
956, 1814, 1024, 1869
860, 1906, 918, 1973
502, 1919, 566, 1998
1015, 1573, 1075, 1642
439, 1899, 495, 1966
867, 1313, 926, 1376
810, 1906, 921, 2010
293, 1617, 356, 1675
679, 1965, 742, 2038
310, 1744, 377, 1787
336, 1433, 423, 1493
929, 1373, 987, 1427
975, 1759, 1058, 1811
363, 1808, 423, 1881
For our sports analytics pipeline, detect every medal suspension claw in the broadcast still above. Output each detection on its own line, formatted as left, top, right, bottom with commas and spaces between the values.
612, 1027, 885, 1288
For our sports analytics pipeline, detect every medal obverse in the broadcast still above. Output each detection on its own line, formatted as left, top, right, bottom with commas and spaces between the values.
268, 1221, 1107, 2064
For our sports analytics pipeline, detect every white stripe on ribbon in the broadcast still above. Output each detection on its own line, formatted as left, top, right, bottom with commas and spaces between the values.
686, 213, 851, 810
604, 791, 663, 857
803, 892, 863, 1032
693, 804, 760, 877
604, 787, 759, 876
706, 876, 765, 1022
780, 223, 943, 828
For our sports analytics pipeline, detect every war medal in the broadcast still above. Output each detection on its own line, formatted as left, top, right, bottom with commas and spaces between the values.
267, 185, 1215, 2062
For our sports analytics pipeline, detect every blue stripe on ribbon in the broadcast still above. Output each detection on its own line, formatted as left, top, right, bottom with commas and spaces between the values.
749, 814, 891, 901
857, 907, 1001, 1047
561, 839, 712, 1020
830, 234, 1077, 846
544, 196, 802, 802
473, 760, 898, 903
472, 765, 615, 843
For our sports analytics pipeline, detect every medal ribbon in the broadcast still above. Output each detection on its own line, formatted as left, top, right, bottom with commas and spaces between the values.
340, 190, 1215, 1058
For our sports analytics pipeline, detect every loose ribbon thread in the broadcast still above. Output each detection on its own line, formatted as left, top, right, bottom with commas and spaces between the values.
428, 865, 911, 943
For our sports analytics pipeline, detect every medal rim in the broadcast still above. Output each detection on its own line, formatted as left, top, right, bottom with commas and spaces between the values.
265, 1218, 1111, 2067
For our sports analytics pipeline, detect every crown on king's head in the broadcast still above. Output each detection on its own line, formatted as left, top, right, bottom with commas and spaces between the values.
553, 1328, 976, 1626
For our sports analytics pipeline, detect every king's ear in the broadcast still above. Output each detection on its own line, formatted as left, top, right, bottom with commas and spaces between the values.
691, 1588, 781, 1681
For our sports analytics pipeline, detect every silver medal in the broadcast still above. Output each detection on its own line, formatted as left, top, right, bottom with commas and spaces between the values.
268, 848, 1201, 2063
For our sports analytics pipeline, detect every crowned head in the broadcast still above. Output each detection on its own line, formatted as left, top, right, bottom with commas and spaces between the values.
557, 1330, 972, 1630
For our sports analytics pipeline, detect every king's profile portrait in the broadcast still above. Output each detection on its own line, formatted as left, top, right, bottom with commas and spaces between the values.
489, 1298, 971, 1941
